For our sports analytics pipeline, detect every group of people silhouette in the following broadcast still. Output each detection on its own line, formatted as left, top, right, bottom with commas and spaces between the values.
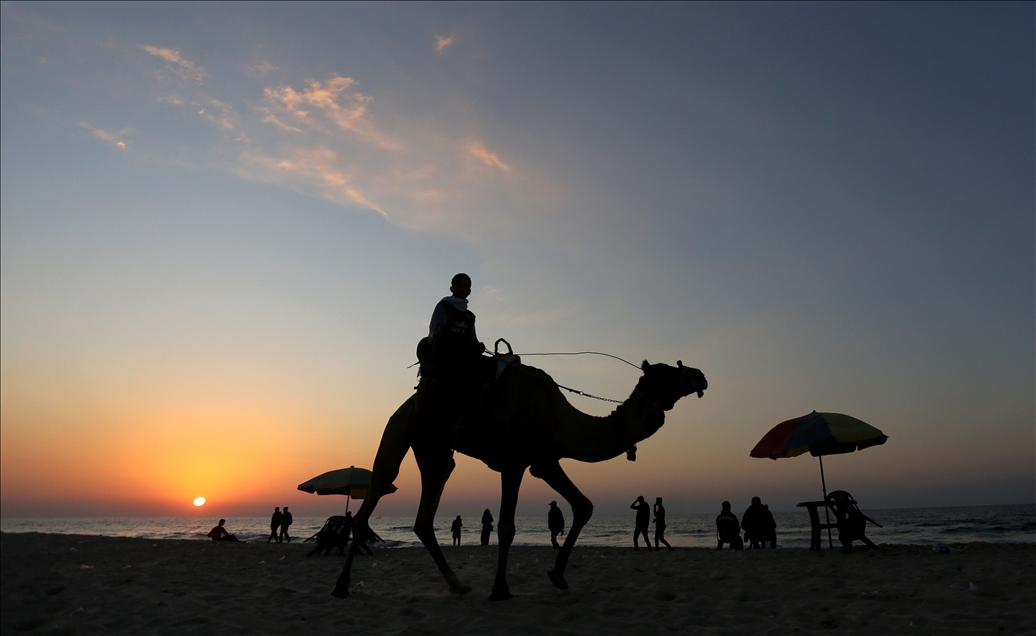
630, 496, 673, 551
267, 506, 293, 543
716, 497, 778, 550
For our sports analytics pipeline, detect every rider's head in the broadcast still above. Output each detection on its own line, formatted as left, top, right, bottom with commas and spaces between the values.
450, 273, 472, 299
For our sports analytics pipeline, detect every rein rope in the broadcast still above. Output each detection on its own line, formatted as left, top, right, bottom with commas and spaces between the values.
518, 350, 642, 370
489, 340, 633, 404
552, 383, 623, 404
409, 339, 635, 404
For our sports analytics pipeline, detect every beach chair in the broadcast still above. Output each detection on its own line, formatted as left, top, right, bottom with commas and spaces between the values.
306, 516, 350, 556
826, 491, 881, 550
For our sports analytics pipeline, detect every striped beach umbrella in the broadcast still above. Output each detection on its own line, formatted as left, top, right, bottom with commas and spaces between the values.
750, 411, 888, 460
298, 466, 397, 514
750, 411, 888, 502
751, 412, 887, 548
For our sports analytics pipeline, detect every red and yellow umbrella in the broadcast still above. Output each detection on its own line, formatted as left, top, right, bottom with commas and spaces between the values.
750, 411, 887, 460
751, 412, 888, 548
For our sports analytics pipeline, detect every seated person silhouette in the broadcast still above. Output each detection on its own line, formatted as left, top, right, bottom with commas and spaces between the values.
415, 273, 487, 438
715, 501, 743, 550
827, 490, 880, 551
741, 496, 777, 549
207, 519, 239, 542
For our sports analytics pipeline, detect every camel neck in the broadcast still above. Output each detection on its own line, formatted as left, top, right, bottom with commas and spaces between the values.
555, 390, 665, 463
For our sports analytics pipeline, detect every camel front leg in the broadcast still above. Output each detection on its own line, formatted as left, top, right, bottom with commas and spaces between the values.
412, 445, 471, 595
489, 467, 525, 601
332, 396, 415, 598
530, 460, 593, 591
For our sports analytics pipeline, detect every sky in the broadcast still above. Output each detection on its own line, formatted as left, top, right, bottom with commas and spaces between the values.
1, 2, 1033, 520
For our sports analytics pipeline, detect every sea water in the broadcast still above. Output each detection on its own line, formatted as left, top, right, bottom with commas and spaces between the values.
2, 504, 1033, 548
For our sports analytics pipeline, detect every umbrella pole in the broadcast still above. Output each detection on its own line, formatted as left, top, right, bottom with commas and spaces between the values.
819, 456, 833, 549
345, 495, 351, 515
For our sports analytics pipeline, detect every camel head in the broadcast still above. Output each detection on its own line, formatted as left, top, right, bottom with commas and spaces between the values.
636, 360, 707, 411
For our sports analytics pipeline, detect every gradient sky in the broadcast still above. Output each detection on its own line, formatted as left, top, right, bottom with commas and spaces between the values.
2, 2, 1033, 519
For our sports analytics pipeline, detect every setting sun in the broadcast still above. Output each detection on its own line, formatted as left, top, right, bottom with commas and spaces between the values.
193, 497, 206, 507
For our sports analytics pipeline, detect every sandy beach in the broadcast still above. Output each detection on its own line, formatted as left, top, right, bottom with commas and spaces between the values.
1, 533, 1033, 635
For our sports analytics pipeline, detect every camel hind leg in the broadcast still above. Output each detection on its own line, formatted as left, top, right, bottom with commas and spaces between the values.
529, 460, 593, 591
331, 396, 416, 598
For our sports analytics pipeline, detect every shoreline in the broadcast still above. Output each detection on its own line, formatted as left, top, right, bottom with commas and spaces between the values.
3, 533, 1034, 634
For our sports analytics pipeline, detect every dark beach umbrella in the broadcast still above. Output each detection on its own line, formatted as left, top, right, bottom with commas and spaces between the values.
750, 411, 888, 492
297, 466, 397, 514
751, 411, 887, 547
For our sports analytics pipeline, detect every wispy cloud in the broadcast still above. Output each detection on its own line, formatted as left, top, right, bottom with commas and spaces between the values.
77, 122, 128, 149
263, 76, 397, 149
141, 45, 206, 83
467, 142, 510, 171
435, 34, 455, 54
240, 147, 385, 216
250, 61, 278, 76
197, 98, 236, 130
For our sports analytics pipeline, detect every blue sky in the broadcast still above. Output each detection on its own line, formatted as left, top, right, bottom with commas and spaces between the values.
1, 2, 1032, 517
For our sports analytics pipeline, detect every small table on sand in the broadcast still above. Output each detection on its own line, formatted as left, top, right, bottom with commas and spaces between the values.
796, 500, 843, 551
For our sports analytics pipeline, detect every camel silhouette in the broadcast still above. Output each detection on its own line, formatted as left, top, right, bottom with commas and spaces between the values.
331, 358, 707, 601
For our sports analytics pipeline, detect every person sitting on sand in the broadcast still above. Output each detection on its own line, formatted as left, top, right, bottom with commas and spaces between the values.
716, 501, 743, 550
481, 509, 494, 546
207, 519, 240, 542
451, 515, 463, 547
548, 501, 565, 549
653, 497, 673, 551
631, 496, 653, 551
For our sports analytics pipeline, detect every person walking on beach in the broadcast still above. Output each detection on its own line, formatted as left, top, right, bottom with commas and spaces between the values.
451, 515, 463, 546
548, 501, 565, 549
279, 506, 293, 543
480, 509, 494, 546
268, 507, 282, 543
716, 501, 743, 550
653, 497, 673, 551
631, 496, 653, 551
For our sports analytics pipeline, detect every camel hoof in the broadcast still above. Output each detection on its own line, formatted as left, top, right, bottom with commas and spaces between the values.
547, 569, 569, 590
488, 589, 513, 602
449, 583, 473, 595
330, 585, 350, 599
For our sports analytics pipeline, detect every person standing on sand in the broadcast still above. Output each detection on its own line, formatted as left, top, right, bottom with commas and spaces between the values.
480, 509, 494, 546
268, 507, 282, 543
548, 501, 565, 549
451, 515, 463, 546
653, 497, 673, 551
631, 496, 653, 551
279, 506, 293, 543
